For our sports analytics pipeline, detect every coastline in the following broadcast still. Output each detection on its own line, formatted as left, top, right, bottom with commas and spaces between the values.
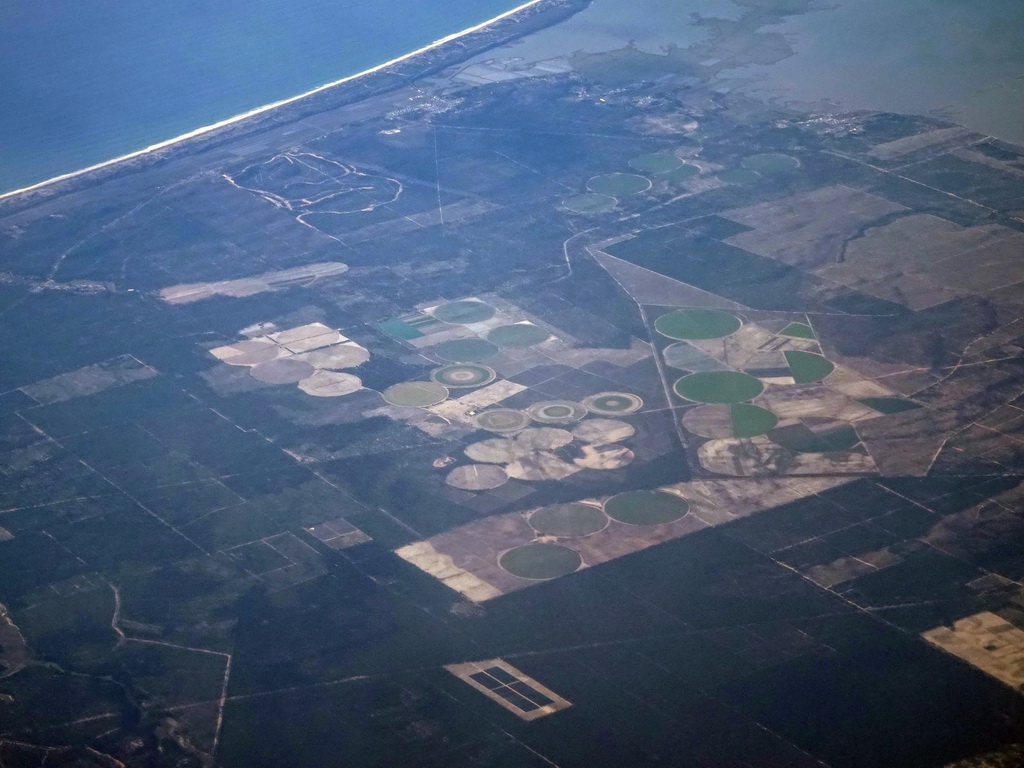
0, 0, 583, 207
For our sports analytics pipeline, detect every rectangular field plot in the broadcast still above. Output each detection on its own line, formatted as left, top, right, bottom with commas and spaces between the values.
446, 659, 570, 720
922, 612, 1024, 690
304, 517, 371, 550
20, 354, 158, 405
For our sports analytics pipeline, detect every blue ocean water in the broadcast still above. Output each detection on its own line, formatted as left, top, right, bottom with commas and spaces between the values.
0, 0, 524, 194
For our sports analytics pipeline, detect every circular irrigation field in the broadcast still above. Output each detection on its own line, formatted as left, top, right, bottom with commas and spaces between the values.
563, 193, 616, 214
431, 299, 495, 325
297, 371, 362, 398
499, 543, 582, 580
572, 418, 636, 445
298, 344, 369, 370
527, 400, 588, 424
430, 364, 496, 388
785, 350, 835, 383
382, 380, 448, 407
433, 337, 498, 363
741, 153, 801, 173
529, 503, 608, 537
604, 490, 689, 525
655, 309, 741, 340
446, 464, 508, 491
487, 323, 550, 348
717, 168, 760, 185
681, 403, 778, 438
629, 153, 682, 173
250, 358, 315, 384
587, 173, 651, 196
662, 163, 700, 182
223, 340, 282, 366
473, 408, 531, 433
674, 371, 764, 404
583, 392, 643, 415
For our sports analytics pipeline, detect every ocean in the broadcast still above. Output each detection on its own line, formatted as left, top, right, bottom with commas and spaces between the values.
0, 0, 526, 194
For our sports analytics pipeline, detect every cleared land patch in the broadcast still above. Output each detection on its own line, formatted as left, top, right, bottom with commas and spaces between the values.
921, 612, 1024, 690
446, 660, 572, 721
571, 418, 636, 445
21, 355, 158, 405
159, 261, 349, 304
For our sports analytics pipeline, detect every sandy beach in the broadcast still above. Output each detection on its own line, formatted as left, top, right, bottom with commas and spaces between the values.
0, 0, 564, 203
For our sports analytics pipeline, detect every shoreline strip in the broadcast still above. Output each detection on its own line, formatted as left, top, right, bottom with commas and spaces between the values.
0, 0, 548, 202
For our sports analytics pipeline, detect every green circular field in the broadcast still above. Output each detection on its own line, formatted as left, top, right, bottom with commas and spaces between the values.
662, 163, 700, 182
730, 403, 779, 437
430, 364, 495, 388
583, 392, 643, 415
655, 309, 741, 340
432, 300, 495, 324
563, 193, 616, 214
780, 322, 815, 339
527, 400, 588, 424
684, 403, 778, 438
487, 324, 550, 348
674, 371, 764, 403
473, 409, 530, 433
382, 381, 448, 407
629, 153, 683, 173
587, 173, 651, 196
605, 490, 689, 525
741, 153, 800, 173
530, 503, 608, 537
434, 338, 498, 362
785, 350, 835, 383
500, 543, 582, 580
717, 168, 760, 185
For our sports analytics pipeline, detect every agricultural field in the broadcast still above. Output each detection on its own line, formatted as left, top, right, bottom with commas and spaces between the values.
2, 1, 1024, 766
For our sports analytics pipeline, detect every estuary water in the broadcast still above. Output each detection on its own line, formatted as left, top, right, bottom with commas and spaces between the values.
476, 0, 1024, 145
0, 0, 526, 194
